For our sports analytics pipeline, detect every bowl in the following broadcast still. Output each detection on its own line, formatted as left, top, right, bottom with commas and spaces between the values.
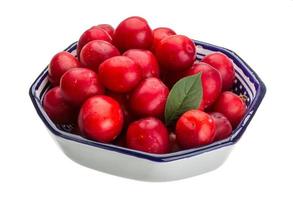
29, 40, 266, 181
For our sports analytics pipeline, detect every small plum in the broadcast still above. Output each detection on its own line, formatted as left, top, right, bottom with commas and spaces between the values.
210, 112, 233, 141
113, 16, 153, 52
129, 77, 169, 118
43, 87, 76, 124
155, 35, 196, 71
126, 117, 170, 154
48, 51, 81, 86
99, 56, 142, 93
60, 68, 104, 106
78, 95, 124, 143
175, 110, 216, 149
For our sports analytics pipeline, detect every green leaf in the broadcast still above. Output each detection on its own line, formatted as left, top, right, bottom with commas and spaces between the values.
164, 73, 202, 125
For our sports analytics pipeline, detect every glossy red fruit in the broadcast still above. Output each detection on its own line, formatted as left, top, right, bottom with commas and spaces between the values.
48, 51, 80, 86
99, 56, 142, 93
129, 77, 169, 118
175, 110, 216, 149
60, 68, 104, 106
126, 117, 170, 154
156, 35, 196, 71
43, 87, 76, 123
202, 52, 235, 91
77, 27, 112, 57
113, 16, 153, 52
152, 27, 176, 52
78, 95, 124, 143
210, 112, 233, 141
96, 24, 114, 38
212, 91, 247, 128
123, 49, 160, 78
80, 40, 120, 73
184, 62, 222, 109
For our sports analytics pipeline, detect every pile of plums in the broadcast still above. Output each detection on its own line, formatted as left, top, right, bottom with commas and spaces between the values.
43, 16, 247, 154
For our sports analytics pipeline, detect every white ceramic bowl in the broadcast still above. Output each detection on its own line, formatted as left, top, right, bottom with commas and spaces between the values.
29, 40, 266, 181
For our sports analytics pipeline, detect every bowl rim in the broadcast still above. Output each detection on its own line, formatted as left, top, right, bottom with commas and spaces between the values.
29, 40, 266, 162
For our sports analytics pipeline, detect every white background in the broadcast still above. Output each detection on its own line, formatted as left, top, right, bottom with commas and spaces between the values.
0, 0, 292, 199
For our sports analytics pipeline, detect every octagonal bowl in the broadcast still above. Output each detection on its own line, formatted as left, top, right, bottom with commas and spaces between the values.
29, 40, 266, 181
